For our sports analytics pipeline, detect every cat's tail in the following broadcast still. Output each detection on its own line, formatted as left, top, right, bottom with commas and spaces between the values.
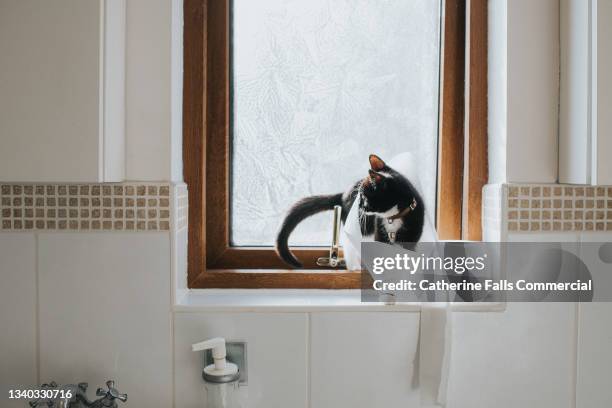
276, 193, 343, 268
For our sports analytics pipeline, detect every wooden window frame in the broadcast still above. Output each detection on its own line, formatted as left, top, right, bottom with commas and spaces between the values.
183, 0, 488, 289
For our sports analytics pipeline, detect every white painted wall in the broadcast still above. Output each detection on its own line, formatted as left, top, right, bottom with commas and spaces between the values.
0, 0, 126, 183
558, 0, 612, 185
506, 0, 560, 183
560, 0, 590, 184
0, 0, 180, 184
489, 0, 560, 184
102, 0, 127, 182
171, 0, 184, 182
487, 0, 507, 184
0, 0, 101, 182
592, 0, 612, 185
125, 0, 170, 181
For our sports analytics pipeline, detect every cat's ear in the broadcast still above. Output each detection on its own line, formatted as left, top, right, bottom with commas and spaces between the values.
368, 169, 384, 183
369, 154, 386, 171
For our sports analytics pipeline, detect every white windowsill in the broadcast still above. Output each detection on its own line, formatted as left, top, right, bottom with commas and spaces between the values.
173, 289, 506, 312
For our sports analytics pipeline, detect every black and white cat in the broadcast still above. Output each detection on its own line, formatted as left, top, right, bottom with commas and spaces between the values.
276, 154, 425, 268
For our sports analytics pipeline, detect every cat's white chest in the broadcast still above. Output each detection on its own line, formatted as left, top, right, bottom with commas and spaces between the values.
384, 218, 403, 233
383, 217, 403, 242
373, 205, 403, 242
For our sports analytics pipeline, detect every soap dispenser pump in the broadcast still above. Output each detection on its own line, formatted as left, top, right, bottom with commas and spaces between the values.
193, 337, 241, 408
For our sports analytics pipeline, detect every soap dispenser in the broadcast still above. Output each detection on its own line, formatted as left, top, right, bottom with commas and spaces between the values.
192, 337, 242, 408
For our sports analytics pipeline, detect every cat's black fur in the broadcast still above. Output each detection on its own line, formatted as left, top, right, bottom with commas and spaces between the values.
276, 154, 425, 268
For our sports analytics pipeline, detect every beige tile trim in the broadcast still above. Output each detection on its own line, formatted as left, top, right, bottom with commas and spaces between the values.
0, 183, 172, 231
506, 184, 612, 233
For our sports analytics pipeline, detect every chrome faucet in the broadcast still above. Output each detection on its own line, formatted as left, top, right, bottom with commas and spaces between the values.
29, 380, 127, 408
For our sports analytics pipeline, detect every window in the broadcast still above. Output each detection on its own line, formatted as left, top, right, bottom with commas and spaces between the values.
183, 0, 487, 288
231, 0, 440, 247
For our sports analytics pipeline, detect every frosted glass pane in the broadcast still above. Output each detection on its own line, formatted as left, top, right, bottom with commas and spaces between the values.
231, 0, 441, 246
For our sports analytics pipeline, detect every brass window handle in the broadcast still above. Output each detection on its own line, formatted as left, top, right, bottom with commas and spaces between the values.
317, 205, 345, 268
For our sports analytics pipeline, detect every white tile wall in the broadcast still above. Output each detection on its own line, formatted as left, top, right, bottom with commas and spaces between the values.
0, 228, 594, 408
0, 192, 608, 408
310, 313, 420, 408
0, 233, 38, 408
37, 233, 173, 408
576, 233, 612, 407
482, 190, 612, 408
174, 312, 309, 408
447, 303, 575, 408
171, 308, 586, 408
580, 233, 612, 302
576, 303, 612, 407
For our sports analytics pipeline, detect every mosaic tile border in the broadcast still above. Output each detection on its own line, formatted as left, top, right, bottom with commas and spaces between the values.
8, 181, 607, 234
506, 184, 612, 233
0, 183, 171, 231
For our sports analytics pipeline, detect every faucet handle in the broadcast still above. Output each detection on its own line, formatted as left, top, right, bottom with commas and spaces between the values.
29, 402, 52, 407
29, 381, 59, 407
96, 380, 128, 403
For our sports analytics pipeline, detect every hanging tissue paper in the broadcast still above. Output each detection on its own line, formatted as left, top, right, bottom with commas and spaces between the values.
339, 152, 451, 407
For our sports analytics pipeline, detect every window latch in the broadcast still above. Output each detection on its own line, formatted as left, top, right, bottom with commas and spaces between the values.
316, 205, 346, 268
